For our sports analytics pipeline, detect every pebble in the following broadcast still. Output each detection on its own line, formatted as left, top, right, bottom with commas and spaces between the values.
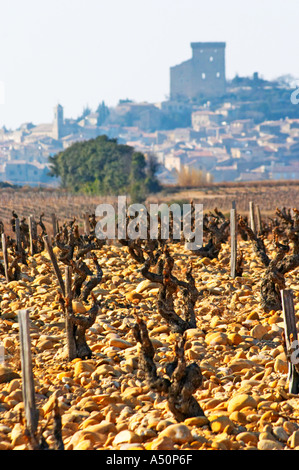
135, 280, 160, 293
146, 436, 176, 450
156, 419, 176, 432
109, 337, 133, 349
250, 324, 268, 340
37, 339, 55, 351
236, 431, 258, 446
287, 430, 299, 449
283, 421, 299, 435
272, 426, 289, 443
84, 421, 117, 435
0, 366, 20, 384
227, 394, 257, 413
78, 398, 99, 412
259, 431, 277, 442
10, 423, 27, 447
184, 416, 209, 427
74, 361, 96, 377
42, 392, 59, 416
210, 415, 234, 433
1, 239, 299, 451
158, 423, 193, 444
257, 439, 284, 450
184, 328, 205, 339
227, 332, 243, 346
125, 291, 143, 303
73, 440, 94, 450
205, 332, 228, 346
66, 430, 107, 450
72, 301, 86, 314
113, 430, 142, 446
229, 411, 247, 425
228, 359, 257, 373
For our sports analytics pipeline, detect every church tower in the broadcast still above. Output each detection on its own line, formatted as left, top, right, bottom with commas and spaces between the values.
53, 104, 64, 140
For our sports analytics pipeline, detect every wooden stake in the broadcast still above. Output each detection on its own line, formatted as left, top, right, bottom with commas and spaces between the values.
18, 309, 39, 436
1, 233, 9, 282
83, 212, 90, 236
281, 289, 299, 394
256, 204, 262, 235
230, 207, 237, 279
43, 235, 64, 294
28, 215, 35, 256
249, 201, 256, 234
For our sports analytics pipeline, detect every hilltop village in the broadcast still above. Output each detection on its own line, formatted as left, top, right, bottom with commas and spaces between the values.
0, 42, 298, 187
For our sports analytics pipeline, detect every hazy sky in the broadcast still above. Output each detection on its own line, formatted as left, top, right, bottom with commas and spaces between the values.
0, 0, 298, 129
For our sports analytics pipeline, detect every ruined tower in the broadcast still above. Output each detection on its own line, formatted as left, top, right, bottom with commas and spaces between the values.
170, 42, 226, 101
53, 103, 64, 140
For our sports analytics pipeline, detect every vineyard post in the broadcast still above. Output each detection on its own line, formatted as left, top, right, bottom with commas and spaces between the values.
256, 204, 262, 235
28, 215, 35, 256
1, 233, 9, 282
249, 201, 256, 234
281, 289, 299, 394
43, 234, 65, 294
230, 205, 237, 279
18, 309, 39, 437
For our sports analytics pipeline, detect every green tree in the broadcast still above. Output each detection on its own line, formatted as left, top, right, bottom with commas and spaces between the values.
48, 135, 160, 200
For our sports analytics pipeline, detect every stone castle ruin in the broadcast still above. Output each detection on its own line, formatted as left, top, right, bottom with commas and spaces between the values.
170, 42, 226, 100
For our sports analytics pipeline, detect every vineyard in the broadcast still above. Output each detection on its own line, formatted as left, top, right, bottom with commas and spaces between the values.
1, 180, 299, 236
160, 180, 299, 217
0, 182, 299, 451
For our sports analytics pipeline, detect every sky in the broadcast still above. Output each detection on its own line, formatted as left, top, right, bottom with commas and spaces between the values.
0, 0, 298, 129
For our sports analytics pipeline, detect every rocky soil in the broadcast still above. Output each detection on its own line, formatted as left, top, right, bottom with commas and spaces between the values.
1, 239, 299, 451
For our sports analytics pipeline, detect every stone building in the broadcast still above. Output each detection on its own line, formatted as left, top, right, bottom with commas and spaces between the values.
170, 42, 226, 101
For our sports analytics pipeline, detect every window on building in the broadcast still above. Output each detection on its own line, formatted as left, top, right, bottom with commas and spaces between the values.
209, 56, 214, 62
202, 73, 206, 79
216, 72, 221, 78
